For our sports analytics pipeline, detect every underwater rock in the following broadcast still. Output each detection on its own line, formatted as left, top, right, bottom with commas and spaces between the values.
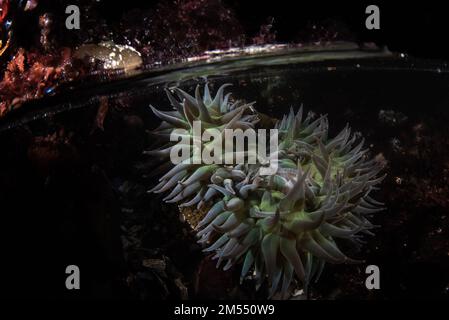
378, 109, 408, 126
146, 84, 385, 299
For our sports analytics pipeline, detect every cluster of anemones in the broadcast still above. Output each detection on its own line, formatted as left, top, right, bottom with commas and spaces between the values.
146, 84, 384, 298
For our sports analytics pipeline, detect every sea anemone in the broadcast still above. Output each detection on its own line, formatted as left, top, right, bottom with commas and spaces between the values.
146, 83, 385, 299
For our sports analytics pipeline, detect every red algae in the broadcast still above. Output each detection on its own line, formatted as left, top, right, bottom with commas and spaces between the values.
0, 0, 280, 118
0, 47, 75, 116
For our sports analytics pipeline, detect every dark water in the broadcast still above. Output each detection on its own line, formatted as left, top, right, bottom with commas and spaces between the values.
0, 48, 448, 299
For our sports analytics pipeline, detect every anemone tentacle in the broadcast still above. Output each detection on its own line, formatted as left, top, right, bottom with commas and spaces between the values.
146, 83, 385, 299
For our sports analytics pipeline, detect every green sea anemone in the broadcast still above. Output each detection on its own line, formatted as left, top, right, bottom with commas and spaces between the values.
146, 83, 385, 299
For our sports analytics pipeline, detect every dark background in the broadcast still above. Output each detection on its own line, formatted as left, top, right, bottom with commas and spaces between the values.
12, 1, 449, 60
225, 1, 447, 59
93, 0, 449, 60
